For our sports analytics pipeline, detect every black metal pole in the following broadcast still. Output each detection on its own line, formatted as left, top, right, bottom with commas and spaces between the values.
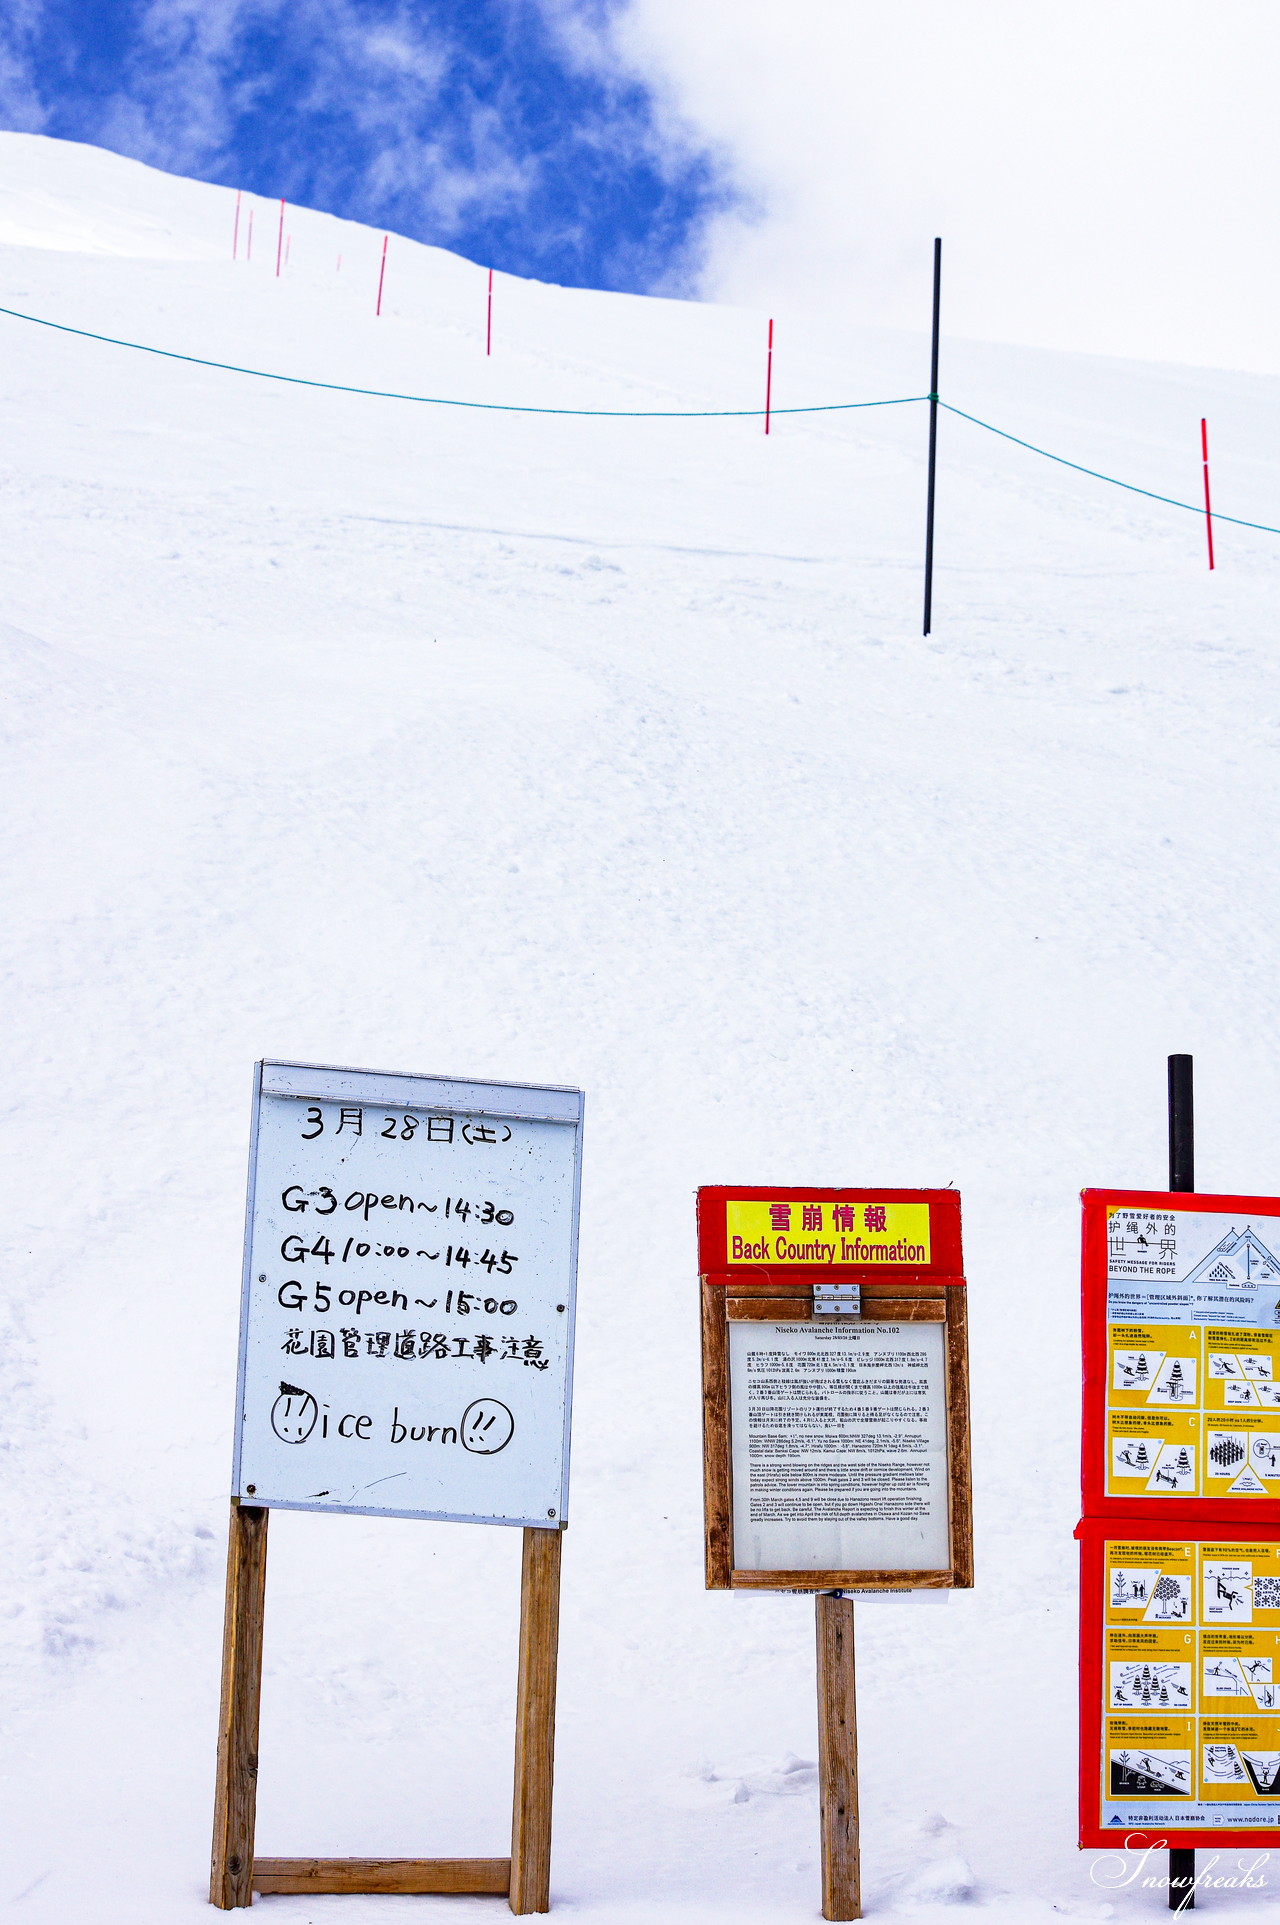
922, 237, 941, 637
1168, 1055, 1194, 1193
1167, 1053, 1195, 1911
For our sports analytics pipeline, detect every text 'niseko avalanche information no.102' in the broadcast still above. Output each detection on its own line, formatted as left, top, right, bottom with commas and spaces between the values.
232, 1060, 584, 1528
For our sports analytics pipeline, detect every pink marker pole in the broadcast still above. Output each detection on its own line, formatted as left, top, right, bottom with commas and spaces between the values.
486, 267, 493, 355
247, 208, 253, 260
376, 234, 388, 315
275, 198, 285, 277
764, 317, 774, 435
233, 190, 241, 261
1201, 418, 1215, 570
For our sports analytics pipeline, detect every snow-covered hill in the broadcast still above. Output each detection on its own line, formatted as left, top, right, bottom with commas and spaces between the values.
3, 131, 1280, 1921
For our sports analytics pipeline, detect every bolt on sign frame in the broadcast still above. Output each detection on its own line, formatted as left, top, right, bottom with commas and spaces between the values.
210, 1061, 583, 1912
697, 1187, 973, 1921
1077, 1516, 1280, 1849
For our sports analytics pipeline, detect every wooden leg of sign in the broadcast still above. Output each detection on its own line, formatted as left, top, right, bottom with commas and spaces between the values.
252, 1858, 511, 1895
509, 1526, 563, 1914
210, 1502, 269, 1910
816, 1594, 860, 1922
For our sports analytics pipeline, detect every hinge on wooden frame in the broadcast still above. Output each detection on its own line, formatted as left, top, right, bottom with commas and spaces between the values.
812, 1282, 861, 1317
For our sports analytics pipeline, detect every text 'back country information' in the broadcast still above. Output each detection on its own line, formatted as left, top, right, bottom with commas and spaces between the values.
724, 1199, 931, 1267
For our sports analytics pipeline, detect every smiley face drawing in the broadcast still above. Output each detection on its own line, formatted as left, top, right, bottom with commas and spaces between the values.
271, 1381, 319, 1443
461, 1398, 515, 1454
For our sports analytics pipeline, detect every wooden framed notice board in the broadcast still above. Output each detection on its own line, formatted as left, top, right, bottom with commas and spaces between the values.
699, 1187, 973, 1592
210, 1060, 583, 1912
697, 1185, 973, 1923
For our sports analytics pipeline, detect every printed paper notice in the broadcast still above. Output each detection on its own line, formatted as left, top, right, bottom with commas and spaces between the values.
729, 1321, 949, 1572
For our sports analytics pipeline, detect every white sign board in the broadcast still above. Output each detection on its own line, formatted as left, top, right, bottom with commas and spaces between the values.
232, 1061, 583, 1527
729, 1321, 950, 1571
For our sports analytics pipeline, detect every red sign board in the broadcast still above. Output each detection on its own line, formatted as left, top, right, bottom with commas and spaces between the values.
1077, 1515, 1280, 1847
696, 1186, 964, 1285
1081, 1188, 1280, 1526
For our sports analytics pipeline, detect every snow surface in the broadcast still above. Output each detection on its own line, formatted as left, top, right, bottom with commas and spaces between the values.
3, 130, 1280, 1921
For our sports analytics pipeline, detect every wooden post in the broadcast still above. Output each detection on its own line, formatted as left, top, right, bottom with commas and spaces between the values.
816, 1594, 860, 1921
509, 1526, 563, 1914
210, 1502, 269, 1910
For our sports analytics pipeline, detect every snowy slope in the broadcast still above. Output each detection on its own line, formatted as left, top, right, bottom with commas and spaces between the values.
3, 130, 1280, 1922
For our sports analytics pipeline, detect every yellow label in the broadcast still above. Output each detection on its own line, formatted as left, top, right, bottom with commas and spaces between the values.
1106, 1716, 1195, 1799
1101, 1316, 1280, 1501
1107, 1410, 1201, 1498
1204, 1414, 1280, 1493
1202, 1544, 1280, 1627
1106, 1541, 1196, 1624
1100, 1542, 1280, 1809
1107, 1627, 1196, 1714
1205, 1329, 1280, 1411
1200, 1717, 1280, 1798
724, 1199, 931, 1267
1108, 1324, 1200, 1409
1201, 1628, 1280, 1712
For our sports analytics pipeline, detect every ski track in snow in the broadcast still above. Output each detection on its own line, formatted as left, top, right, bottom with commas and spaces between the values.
2, 131, 1280, 1918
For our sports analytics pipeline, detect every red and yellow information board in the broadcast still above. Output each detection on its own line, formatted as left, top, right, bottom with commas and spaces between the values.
697, 1184, 972, 1592
1079, 1186, 1280, 1848
1082, 1189, 1280, 1525
697, 1186, 964, 1284
1078, 1518, 1280, 1845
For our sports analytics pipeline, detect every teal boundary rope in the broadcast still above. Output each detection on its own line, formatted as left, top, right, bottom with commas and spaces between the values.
0, 299, 1277, 535
940, 400, 1280, 537
0, 302, 923, 419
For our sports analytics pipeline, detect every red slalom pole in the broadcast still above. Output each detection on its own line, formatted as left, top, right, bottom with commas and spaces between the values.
376, 234, 388, 315
764, 317, 774, 434
275, 198, 284, 276
1200, 418, 1215, 570
486, 268, 493, 355
232, 190, 241, 261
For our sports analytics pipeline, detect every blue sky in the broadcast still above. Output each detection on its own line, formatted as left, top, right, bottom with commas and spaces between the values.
2, 3, 1276, 373
0, 0, 733, 293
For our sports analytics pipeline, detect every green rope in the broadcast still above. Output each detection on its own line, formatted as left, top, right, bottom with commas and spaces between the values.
1, 299, 1276, 536
940, 401, 1280, 537
0, 302, 924, 418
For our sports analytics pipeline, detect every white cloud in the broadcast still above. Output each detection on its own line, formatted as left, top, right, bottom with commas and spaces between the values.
0, 0, 51, 135
615, 0, 1280, 374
